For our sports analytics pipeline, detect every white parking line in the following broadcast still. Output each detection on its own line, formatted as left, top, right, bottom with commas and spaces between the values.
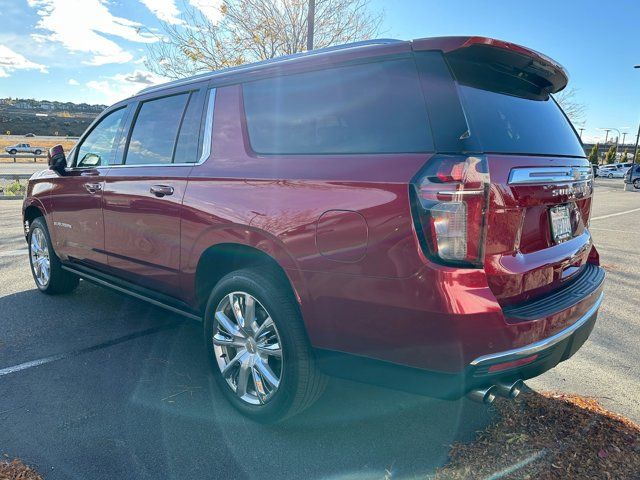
590, 227, 640, 234
0, 324, 178, 378
0, 249, 28, 257
591, 207, 640, 221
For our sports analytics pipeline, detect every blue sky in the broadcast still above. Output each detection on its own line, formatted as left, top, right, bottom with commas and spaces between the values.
1, 0, 639, 144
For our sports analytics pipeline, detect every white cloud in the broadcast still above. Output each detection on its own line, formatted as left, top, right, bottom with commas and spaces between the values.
140, 0, 222, 25
189, 0, 223, 24
86, 69, 168, 103
113, 69, 164, 85
0, 44, 47, 77
68, 78, 80, 85
141, 0, 183, 25
27, 0, 158, 65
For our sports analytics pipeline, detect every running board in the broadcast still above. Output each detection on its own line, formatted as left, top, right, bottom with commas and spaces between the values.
61, 263, 201, 321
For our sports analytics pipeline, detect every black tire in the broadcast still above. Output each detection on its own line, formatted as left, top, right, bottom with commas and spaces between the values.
204, 267, 326, 422
34, 149, 42, 155
9, 149, 16, 155
608, 173, 613, 178
28, 217, 79, 294
634, 179, 640, 189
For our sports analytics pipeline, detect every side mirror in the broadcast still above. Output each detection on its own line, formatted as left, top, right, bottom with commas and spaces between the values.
48, 144, 67, 174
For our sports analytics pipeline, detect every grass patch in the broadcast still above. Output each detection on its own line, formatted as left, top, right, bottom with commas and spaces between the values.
1, 180, 26, 197
0, 458, 43, 480
433, 391, 640, 479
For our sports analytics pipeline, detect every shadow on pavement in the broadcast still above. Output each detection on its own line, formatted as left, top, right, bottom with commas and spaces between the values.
0, 283, 492, 480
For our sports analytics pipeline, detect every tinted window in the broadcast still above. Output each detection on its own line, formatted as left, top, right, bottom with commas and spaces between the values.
76, 108, 126, 167
126, 94, 189, 165
243, 58, 433, 154
173, 91, 205, 163
458, 85, 584, 157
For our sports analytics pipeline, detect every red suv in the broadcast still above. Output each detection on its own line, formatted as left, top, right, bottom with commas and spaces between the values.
23, 37, 604, 422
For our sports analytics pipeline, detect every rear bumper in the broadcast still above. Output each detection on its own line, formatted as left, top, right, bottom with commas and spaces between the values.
316, 294, 601, 399
465, 292, 602, 389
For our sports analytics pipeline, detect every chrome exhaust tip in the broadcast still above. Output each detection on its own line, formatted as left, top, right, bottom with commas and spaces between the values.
495, 379, 524, 399
467, 385, 497, 405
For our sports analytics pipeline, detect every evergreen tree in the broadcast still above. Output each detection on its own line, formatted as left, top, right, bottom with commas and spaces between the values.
588, 144, 599, 164
604, 145, 616, 164
620, 149, 629, 163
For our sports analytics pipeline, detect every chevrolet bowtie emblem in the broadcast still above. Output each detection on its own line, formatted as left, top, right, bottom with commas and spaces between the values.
571, 168, 581, 180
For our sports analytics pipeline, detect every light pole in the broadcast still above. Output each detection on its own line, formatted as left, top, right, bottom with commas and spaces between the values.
579, 128, 585, 139
634, 65, 640, 163
599, 127, 623, 160
307, 0, 316, 51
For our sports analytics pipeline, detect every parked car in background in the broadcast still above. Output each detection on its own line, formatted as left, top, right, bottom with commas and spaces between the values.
23, 36, 604, 422
5, 143, 44, 155
624, 164, 640, 188
597, 165, 629, 178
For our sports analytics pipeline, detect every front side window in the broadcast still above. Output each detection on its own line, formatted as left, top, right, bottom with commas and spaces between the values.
75, 108, 126, 167
125, 93, 190, 165
242, 58, 433, 155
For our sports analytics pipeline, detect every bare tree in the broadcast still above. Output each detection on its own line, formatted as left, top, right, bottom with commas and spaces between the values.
554, 87, 587, 127
146, 0, 383, 79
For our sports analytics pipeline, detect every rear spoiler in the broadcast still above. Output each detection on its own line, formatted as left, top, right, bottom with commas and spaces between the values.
412, 36, 568, 99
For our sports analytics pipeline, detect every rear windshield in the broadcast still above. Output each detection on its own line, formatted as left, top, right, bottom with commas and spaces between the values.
458, 85, 585, 157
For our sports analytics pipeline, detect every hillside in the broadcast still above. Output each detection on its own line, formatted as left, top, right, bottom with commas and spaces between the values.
0, 98, 106, 136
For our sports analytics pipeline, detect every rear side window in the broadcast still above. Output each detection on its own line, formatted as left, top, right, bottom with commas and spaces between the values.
125, 93, 189, 165
458, 85, 585, 157
243, 58, 433, 154
173, 90, 206, 163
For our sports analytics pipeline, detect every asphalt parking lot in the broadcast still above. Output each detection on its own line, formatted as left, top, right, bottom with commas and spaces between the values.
1, 177, 639, 479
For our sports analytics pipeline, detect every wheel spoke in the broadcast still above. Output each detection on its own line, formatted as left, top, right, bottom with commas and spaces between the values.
251, 366, 267, 404
235, 358, 251, 397
212, 333, 244, 348
228, 293, 245, 328
255, 358, 279, 389
215, 311, 243, 338
221, 349, 247, 378
243, 294, 258, 332
41, 261, 49, 281
255, 317, 274, 338
257, 343, 282, 358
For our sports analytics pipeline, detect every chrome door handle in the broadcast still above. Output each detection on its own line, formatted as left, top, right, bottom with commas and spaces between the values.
150, 185, 174, 197
85, 182, 102, 194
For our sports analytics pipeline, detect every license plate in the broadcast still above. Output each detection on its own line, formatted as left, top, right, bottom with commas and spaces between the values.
549, 205, 572, 243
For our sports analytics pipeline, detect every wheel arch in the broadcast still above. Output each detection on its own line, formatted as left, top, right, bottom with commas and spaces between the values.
23, 201, 45, 237
194, 242, 305, 315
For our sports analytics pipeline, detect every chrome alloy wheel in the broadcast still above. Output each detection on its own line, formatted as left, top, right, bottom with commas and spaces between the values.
30, 226, 50, 287
212, 292, 283, 405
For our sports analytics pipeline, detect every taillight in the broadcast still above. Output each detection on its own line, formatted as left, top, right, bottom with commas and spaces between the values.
410, 155, 490, 267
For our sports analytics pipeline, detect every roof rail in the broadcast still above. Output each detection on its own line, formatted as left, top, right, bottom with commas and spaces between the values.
137, 38, 403, 96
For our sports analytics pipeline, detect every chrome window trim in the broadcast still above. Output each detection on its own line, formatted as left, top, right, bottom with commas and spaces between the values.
469, 292, 603, 367
508, 166, 592, 185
